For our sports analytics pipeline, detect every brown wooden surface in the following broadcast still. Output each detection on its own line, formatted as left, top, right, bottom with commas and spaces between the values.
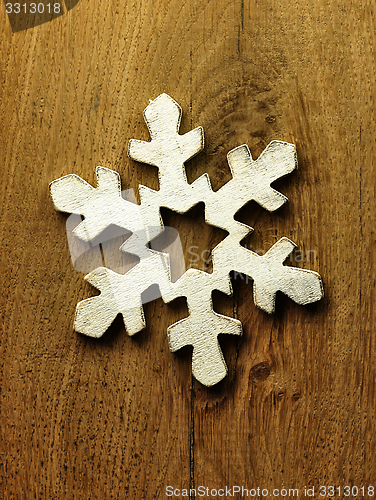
1, 1, 376, 498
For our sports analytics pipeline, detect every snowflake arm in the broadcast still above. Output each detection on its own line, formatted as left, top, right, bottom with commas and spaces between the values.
213, 236, 323, 314
128, 94, 204, 191
74, 251, 171, 337
128, 94, 214, 218
168, 311, 242, 387
50, 167, 147, 242
205, 141, 297, 234
163, 269, 242, 386
74, 268, 147, 337
251, 238, 323, 313
227, 141, 296, 211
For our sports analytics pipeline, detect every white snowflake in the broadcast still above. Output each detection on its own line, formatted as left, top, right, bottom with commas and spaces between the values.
50, 94, 323, 387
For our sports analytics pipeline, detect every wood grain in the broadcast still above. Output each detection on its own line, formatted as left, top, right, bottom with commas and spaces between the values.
1, 0, 376, 498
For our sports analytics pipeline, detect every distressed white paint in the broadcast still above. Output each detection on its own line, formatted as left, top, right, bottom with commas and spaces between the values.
74, 251, 171, 338
163, 268, 242, 387
50, 166, 163, 256
50, 93, 323, 387
212, 235, 323, 315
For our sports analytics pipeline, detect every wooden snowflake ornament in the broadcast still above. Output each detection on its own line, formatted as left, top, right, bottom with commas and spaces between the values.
50, 94, 323, 387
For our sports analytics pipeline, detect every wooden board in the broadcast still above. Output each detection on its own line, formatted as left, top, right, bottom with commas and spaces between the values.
1, 0, 375, 498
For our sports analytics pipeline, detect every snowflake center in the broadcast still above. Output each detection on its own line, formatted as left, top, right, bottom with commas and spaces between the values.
150, 203, 228, 282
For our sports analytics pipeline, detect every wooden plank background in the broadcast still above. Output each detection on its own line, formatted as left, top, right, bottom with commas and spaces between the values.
1, 0, 376, 498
